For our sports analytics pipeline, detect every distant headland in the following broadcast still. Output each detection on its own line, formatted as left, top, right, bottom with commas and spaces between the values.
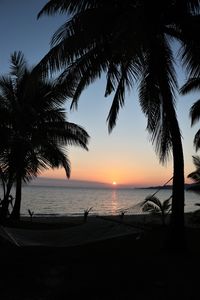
28, 177, 111, 189
142, 183, 200, 191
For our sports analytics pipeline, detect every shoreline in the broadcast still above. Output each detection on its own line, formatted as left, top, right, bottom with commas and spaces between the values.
1, 211, 199, 247
1, 214, 144, 247
19, 211, 196, 222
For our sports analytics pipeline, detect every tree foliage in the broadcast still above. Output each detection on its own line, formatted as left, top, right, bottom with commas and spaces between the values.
0, 51, 90, 219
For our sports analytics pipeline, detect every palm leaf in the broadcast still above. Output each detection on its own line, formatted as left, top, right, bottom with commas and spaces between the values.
193, 155, 200, 168
139, 35, 177, 163
190, 100, 200, 126
180, 78, 200, 95
38, 0, 98, 18
188, 156, 200, 183
142, 195, 162, 211
107, 60, 138, 132
142, 202, 161, 214
194, 129, 200, 150
188, 170, 200, 183
10, 51, 26, 80
162, 197, 172, 213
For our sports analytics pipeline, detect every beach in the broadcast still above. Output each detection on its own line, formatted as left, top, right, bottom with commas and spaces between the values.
0, 214, 153, 247
0, 213, 200, 299
0, 215, 143, 247
0, 212, 197, 247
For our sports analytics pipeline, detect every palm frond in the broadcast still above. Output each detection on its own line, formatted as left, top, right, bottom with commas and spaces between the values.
179, 15, 200, 78
194, 129, 200, 150
104, 62, 121, 97
62, 122, 89, 150
107, 60, 137, 132
63, 48, 110, 109
188, 156, 200, 183
143, 195, 163, 210
188, 170, 200, 183
38, 0, 98, 18
192, 155, 200, 169
142, 202, 160, 214
10, 51, 26, 79
37, 143, 71, 178
138, 35, 177, 164
162, 197, 172, 213
180, 78, 200, 95
190, 100, 200, 126
189, 0, 200, 14
36, 7, 114, 77
0, 76, 16, 101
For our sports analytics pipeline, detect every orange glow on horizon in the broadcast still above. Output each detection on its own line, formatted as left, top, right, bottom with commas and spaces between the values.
38, 155, 193, 187
39, 166, 178, 187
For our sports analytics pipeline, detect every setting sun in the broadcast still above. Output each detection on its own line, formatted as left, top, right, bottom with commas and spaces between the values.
112, 181, 117, 185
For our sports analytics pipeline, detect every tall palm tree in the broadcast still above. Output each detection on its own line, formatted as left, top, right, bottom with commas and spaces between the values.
37, 0, 200, 244
0, 51, 89, 220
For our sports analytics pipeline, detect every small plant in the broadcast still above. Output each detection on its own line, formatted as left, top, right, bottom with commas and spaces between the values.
7, 195, 14, 215
28, 209, 34, 222
84, 207, 92, 222
119, 210, 125, 221
141, 195, 172, 226
8, 195, 14, 208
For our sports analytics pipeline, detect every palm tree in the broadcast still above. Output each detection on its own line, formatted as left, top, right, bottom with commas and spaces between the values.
188, 156, 200, 183
141, 195, 172, 226
0, 167, 14, 219
0, 51, 89, 220
37, 0, 200, 245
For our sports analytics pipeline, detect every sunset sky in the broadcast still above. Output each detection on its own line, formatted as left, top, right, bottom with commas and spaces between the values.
0, 0, 199, 187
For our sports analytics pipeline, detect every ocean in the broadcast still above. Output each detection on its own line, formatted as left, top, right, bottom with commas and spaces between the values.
11, 185, 200, 217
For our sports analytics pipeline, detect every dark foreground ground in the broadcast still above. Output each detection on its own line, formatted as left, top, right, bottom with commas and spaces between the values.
0, 220, 200, 299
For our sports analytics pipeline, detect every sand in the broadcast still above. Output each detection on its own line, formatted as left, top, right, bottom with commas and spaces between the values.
0, 212, 197, 247
0, 214, 145, 247
0, 213, 200, 299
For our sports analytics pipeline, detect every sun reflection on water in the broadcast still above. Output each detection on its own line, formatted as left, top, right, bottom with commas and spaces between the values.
111, 189, 118, 214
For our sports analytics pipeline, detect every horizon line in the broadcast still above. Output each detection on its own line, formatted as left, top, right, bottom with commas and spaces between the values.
28, 176, 166, 189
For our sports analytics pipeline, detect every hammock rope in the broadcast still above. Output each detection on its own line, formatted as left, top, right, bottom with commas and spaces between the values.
116, 176, 173, 214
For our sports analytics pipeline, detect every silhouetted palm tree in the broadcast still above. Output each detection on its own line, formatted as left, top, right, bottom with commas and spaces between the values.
141, 195, 172, 226
37, 0, 200, 243
0, 51, 89, 220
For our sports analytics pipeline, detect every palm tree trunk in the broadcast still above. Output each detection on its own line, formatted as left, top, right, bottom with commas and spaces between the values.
161, 210, 166, 226
170, 116, 185, 249
162, 94, 185, 250
10, 175, 22, 220
159, 76, 185, 250
0, 179, 13, 222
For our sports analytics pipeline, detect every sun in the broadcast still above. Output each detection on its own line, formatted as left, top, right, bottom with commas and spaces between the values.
112, 181, 117, 185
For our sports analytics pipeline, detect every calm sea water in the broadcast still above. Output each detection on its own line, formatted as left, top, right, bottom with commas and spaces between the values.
9, 186, 200, 216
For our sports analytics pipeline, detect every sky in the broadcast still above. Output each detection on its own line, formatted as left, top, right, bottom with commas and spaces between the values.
0, 0, 199, 187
